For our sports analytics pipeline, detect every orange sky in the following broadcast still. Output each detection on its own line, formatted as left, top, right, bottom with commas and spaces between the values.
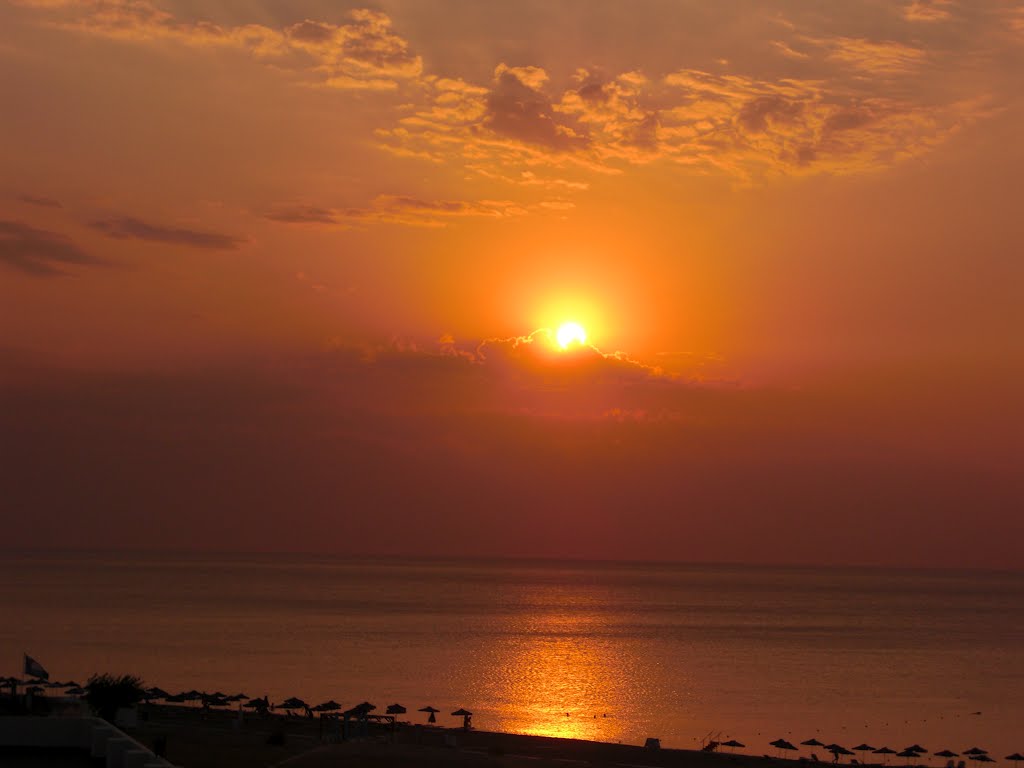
1, 0, 1022, 568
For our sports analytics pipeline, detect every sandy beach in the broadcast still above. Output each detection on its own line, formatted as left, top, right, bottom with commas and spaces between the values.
125, 704, 895, 768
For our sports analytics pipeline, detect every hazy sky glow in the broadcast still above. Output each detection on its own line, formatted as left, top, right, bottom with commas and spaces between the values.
1, 0, 1021, 568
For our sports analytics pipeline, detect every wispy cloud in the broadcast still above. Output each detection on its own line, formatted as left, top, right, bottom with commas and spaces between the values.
17, 194, 62, 208
903, 0, 955, 22
90, 217, 246, 249
14, 1, 422, 90
263, 194, 575, 228
0, 219, 99, 276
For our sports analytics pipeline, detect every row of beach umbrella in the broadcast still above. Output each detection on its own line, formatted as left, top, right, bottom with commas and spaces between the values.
2, 677, 85, 696
139, 689, 472, 725
17, 682, 477, 726
765, 739, 1023, 764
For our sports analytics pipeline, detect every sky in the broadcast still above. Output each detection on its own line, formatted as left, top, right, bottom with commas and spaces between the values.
1, 0, 1022, 569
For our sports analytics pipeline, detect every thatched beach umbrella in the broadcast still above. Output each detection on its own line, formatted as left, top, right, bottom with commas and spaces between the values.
723, 740, 746, 751
875, 747, 898, 764
419, 705, 439, 724
385, 703, 407, 715
771, 740, 798, 757
146, 687, 170, 700
971, 757, 995, 764
1005, 755, 1024, 763
855, 745, 878, 758
965, 750, 989, 757
313, 700, 342, 712
831, 747, 856, 763
804, 740, 826, 748
452, 708, 473, 730
279, 697, 308, 712
935, 751, 960, 759
898, 750, 921, 764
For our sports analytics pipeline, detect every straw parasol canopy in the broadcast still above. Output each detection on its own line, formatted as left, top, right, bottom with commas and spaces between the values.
935, 751, 960, 759
971, 757, 995, 763
898, 750, 921, 764
804, 740, 827, 748
313, 700, 342, 712
385, 704, 407, 715
723, 740, 746, 750
243, 697, 268, 710
452, 708, 473, 717
1005, 755, 1024, 763
419, 705, 439, 724
875, 747, 898, 764
907, 746, 929, 754
965, 750, 989, 757
279, 697, 309, 711
855, 745, 879, 755
146, 687, 170, 700
829, 746, 855, 763
771, 740, 799, 757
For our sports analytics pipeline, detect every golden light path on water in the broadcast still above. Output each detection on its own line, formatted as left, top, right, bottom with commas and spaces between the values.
476, 582, 677, 743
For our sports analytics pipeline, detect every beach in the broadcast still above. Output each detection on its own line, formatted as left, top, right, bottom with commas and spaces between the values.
123, 704, 868, 768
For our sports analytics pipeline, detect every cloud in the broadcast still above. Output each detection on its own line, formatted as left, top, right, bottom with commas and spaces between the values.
17, 194, 63, 208
0, 219, 99, 276
263, 194, 575, 228
657, 69, 977, 178
90, 216, 246, 249
17, 0, 1002, 190
16, 2, 422, 90
4, 343, 1018, 567
381, 50, 980, 186
822, 37, 929, 75
485, 64, 588, 151
771, 40, 811, 59
262, 205, 339, 225
903, 0, 955, 22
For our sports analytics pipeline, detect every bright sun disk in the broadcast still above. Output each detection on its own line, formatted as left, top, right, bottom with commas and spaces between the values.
556, 322, 587, 349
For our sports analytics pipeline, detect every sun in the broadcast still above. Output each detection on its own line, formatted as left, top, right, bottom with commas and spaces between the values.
556, 321, 587, 349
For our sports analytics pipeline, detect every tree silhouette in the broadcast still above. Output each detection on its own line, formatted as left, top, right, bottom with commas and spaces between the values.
85, 673, 145, 722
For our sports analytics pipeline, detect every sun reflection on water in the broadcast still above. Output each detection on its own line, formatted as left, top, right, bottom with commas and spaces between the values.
480, 587, 644, 743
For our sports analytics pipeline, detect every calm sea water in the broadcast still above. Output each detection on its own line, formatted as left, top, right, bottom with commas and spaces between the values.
3, 555, 1023, 755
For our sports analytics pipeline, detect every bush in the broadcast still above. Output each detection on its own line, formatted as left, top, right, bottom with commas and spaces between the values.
85, 673, 145, 722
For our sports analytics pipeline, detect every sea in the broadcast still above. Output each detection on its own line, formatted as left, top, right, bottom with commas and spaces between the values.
3, 554, 1023, 756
